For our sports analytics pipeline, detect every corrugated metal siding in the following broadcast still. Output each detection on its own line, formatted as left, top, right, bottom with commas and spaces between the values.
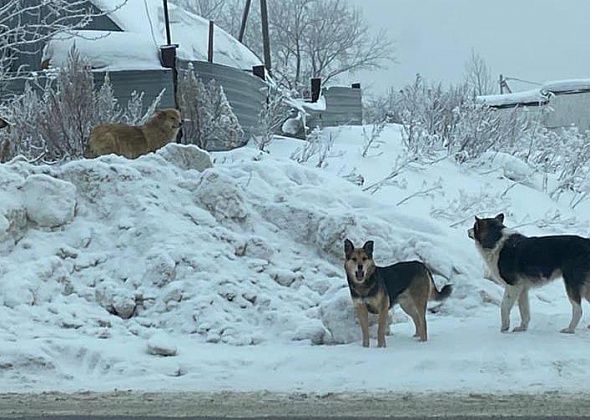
2, 70, 175, 112
306, 86, 363, 128
179, 60, 267, 148
93, 70, 176, 109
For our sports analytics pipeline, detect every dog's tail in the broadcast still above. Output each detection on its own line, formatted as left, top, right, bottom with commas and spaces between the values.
427, 270, 452, 301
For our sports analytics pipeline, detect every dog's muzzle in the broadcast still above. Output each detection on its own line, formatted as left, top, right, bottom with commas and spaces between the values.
467, 228, 474, 239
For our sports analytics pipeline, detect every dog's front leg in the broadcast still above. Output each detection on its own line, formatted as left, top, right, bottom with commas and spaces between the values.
500, 285, 521, 332
356, 303, 370, 347
377, 304, 389, 348
513, 287, 530, 332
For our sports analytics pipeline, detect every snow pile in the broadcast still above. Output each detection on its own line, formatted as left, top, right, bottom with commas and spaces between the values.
2, 125, 590, 393
0, 141, 469, 360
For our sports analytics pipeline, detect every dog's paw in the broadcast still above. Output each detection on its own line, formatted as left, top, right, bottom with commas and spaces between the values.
377, 342, 386, 348
500, 326, 510, 333
512, 326, 527, 333
362, 341, 370, 348
560, 328, 575, 334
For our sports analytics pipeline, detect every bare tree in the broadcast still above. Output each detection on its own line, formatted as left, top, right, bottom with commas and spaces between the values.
171, 0, 394, 92
0, 1, 126, 84
301, 0, 394, 86
464, 49, 495, 97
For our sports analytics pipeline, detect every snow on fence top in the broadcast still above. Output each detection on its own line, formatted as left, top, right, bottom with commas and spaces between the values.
476, 89, 549, 108
541, 78, 590, 94
44, 0, 262, 71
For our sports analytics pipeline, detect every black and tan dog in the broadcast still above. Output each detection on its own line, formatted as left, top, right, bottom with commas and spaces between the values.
344, 239, 452, 347
469, 213, 590, 334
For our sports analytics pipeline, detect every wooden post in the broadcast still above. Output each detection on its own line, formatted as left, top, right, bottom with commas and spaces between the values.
239, 0, 252, 42
162, 0, 172, 45
252, 65, 266, 80
499, 74, 504, 94
208, 21, 215, 63
311, 77, 321, 103
260, 0, 272, 73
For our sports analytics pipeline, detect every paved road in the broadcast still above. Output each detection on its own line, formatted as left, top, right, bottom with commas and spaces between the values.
0, 391, 589, 419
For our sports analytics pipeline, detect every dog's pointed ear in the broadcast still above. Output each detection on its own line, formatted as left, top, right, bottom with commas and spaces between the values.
362, 241, 374, 258
495, 213, 505, 224
344, 239, 354, 259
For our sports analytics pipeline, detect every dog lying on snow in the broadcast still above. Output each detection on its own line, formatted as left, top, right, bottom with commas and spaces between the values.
344, 239, 452, 347
469, 213, 590, 334
84, 109, 182, 159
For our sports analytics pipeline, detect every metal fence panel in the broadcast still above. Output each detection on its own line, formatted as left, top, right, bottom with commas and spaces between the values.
306, 86, 363, 129
180, 60, 268, 147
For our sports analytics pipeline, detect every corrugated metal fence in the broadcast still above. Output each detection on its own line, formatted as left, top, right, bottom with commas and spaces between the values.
178, 60, 268, 148
307, 86, 363, 129
2, 62, 363, 151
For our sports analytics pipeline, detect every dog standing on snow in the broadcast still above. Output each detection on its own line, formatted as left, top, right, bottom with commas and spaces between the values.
344, 239, 452, 347
84, 109, 182, 159
469, 213, 590, 334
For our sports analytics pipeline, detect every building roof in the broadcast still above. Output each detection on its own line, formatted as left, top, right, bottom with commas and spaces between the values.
43, 0, 262, 71
476, 89, 549, 108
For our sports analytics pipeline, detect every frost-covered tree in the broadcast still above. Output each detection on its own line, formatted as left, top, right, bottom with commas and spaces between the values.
177, 66, 244, 150
254, 86, 288, 151
207, 80, 244, 150
464, 49, 495, 97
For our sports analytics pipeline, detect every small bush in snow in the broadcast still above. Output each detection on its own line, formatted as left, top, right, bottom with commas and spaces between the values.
290, 127, 336, 168
254, 86, 289, 151
177, 65, 244, 151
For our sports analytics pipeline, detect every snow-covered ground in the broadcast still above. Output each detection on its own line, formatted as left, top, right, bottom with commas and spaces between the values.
1, 126, 589, 394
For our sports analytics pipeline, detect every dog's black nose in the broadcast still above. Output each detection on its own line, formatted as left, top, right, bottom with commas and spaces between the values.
357, 265, 363, 271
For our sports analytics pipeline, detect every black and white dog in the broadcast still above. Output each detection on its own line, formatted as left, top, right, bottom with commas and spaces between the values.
468, 213, 590, 334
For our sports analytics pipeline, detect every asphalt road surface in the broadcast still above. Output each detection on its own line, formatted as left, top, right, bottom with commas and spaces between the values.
0, 391, 589, 419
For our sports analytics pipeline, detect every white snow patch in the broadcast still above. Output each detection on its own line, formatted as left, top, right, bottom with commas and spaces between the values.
22, 174, 77, 228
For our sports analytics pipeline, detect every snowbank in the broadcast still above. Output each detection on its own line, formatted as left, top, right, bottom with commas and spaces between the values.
2, 126, 590, 394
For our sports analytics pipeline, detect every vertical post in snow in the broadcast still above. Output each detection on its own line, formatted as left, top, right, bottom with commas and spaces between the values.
311, 78, 321, 103
163, 0, 172, 46
208, 20, 215, 63
260, 0, 272, 74
239, 0, 252, 42
499, 74, 504, 94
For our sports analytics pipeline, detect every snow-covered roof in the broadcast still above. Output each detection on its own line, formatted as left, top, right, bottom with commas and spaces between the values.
477, 89, 549, 108
541, 78, 590, 94
43, 0, 262, 71
43, 31, 165, 71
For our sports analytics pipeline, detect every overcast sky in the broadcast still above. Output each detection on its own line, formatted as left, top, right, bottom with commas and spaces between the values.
346, 0, 590, 96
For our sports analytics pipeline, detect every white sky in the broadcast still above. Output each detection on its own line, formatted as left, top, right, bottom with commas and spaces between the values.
346, 0, 590, 96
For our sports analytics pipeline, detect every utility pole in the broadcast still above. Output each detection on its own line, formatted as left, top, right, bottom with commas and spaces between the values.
163, 0, 172, 45
260, 0, 272, 74
238, 0, 252, 42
